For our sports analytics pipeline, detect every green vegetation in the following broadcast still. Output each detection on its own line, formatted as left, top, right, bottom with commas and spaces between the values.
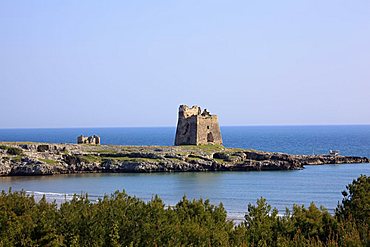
12, 155, 23, 162
7, 147, 23, 155
79, 155, 102, 163
0, 175, 369, 246
0, 145, 23, 155
182, 144, 225, 153
39, 158, 59, 165
0, 145, 8, 150
89, 149, 118, 154
102, 156, 163, 163
68, 153, 164, 165
213, 158, 226, 164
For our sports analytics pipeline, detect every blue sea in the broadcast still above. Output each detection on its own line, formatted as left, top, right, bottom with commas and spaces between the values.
0, 125, 369, 220
0, 125, 369, 157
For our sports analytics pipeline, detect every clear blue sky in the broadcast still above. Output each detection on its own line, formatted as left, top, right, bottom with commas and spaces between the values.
1, 0, 369, 128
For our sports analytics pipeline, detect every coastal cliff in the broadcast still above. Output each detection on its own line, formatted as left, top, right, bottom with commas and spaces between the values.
0, 142, 368, 176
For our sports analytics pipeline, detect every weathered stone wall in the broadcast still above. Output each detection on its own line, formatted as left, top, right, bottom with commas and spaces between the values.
77, 135, 100, 145
174, 115, 198, 145
77, 136, 87, 144
179, 105, 201, 118
174, 105, 223, 145
196, 116, 223, 145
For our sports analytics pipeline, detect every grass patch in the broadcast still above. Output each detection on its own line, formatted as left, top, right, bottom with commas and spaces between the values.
12, 155, 23, 162
79, 155, 102, 163
134, 158, 162, 163
0, 145, 23, 155
0, 145, 9, 150
213, 158, 225, 164
178, 144, 225, 154
103, 156, 131, 162
90, 149, 118, 154
39, 158, 59, 165
186, 157, 203, 162
103, 156, 163, 163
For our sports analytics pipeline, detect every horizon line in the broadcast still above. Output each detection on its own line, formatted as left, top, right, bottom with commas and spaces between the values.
0, 123, 370, 130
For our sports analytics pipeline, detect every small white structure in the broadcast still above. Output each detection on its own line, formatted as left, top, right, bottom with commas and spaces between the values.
329, 150, 340, 156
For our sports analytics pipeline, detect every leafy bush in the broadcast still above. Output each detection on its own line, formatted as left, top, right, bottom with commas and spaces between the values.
0, 145, 23, 155
0, 145, 8, 150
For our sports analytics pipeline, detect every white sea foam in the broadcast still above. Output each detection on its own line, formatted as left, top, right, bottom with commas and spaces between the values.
26, 191, 74, 203
26, 191, 68, 196
25, 191, 104, 204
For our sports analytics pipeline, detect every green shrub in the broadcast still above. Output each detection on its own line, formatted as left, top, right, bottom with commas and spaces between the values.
0, 175, 368, 246
336, 175, 370, 225
336, 175, 370, 246
0, 145, 9, 150
6, 147, 23, 155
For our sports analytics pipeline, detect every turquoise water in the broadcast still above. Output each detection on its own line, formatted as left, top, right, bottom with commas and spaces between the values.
0, 126, 369, 220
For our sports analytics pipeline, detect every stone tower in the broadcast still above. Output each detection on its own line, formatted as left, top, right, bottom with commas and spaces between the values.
174, 105, 223, 145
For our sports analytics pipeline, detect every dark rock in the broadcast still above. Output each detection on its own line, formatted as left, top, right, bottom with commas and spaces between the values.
19, 144, 30, 150
62, 155, 81, 165
6, 147, 23, 155
37, 145, 50, 152
244, 151, 270, 161
213, 152, 230, 160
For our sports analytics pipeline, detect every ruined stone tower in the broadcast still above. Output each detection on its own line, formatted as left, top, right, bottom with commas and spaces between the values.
77, 135, 101, 145
174, 105, 223, 145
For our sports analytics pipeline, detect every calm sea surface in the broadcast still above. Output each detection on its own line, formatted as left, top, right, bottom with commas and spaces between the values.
0, 126, 369, 219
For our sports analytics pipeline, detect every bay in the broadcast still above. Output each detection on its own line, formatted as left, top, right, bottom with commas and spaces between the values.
0, 125, 369, 220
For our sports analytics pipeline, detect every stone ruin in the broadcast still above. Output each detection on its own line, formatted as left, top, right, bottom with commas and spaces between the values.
174, 105, 223, 145
77, 135, 101, 145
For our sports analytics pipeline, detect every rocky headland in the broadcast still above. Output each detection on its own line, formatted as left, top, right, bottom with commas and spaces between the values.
0, 142, 368, 176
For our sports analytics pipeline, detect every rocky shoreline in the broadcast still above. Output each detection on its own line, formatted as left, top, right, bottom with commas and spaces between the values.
0, 142, 368, 176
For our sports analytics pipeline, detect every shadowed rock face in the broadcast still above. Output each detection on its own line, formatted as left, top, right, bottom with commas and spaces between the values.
0, 142, 368, 176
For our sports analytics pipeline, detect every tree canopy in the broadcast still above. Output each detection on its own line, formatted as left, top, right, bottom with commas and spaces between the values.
0, 175, 369, 246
